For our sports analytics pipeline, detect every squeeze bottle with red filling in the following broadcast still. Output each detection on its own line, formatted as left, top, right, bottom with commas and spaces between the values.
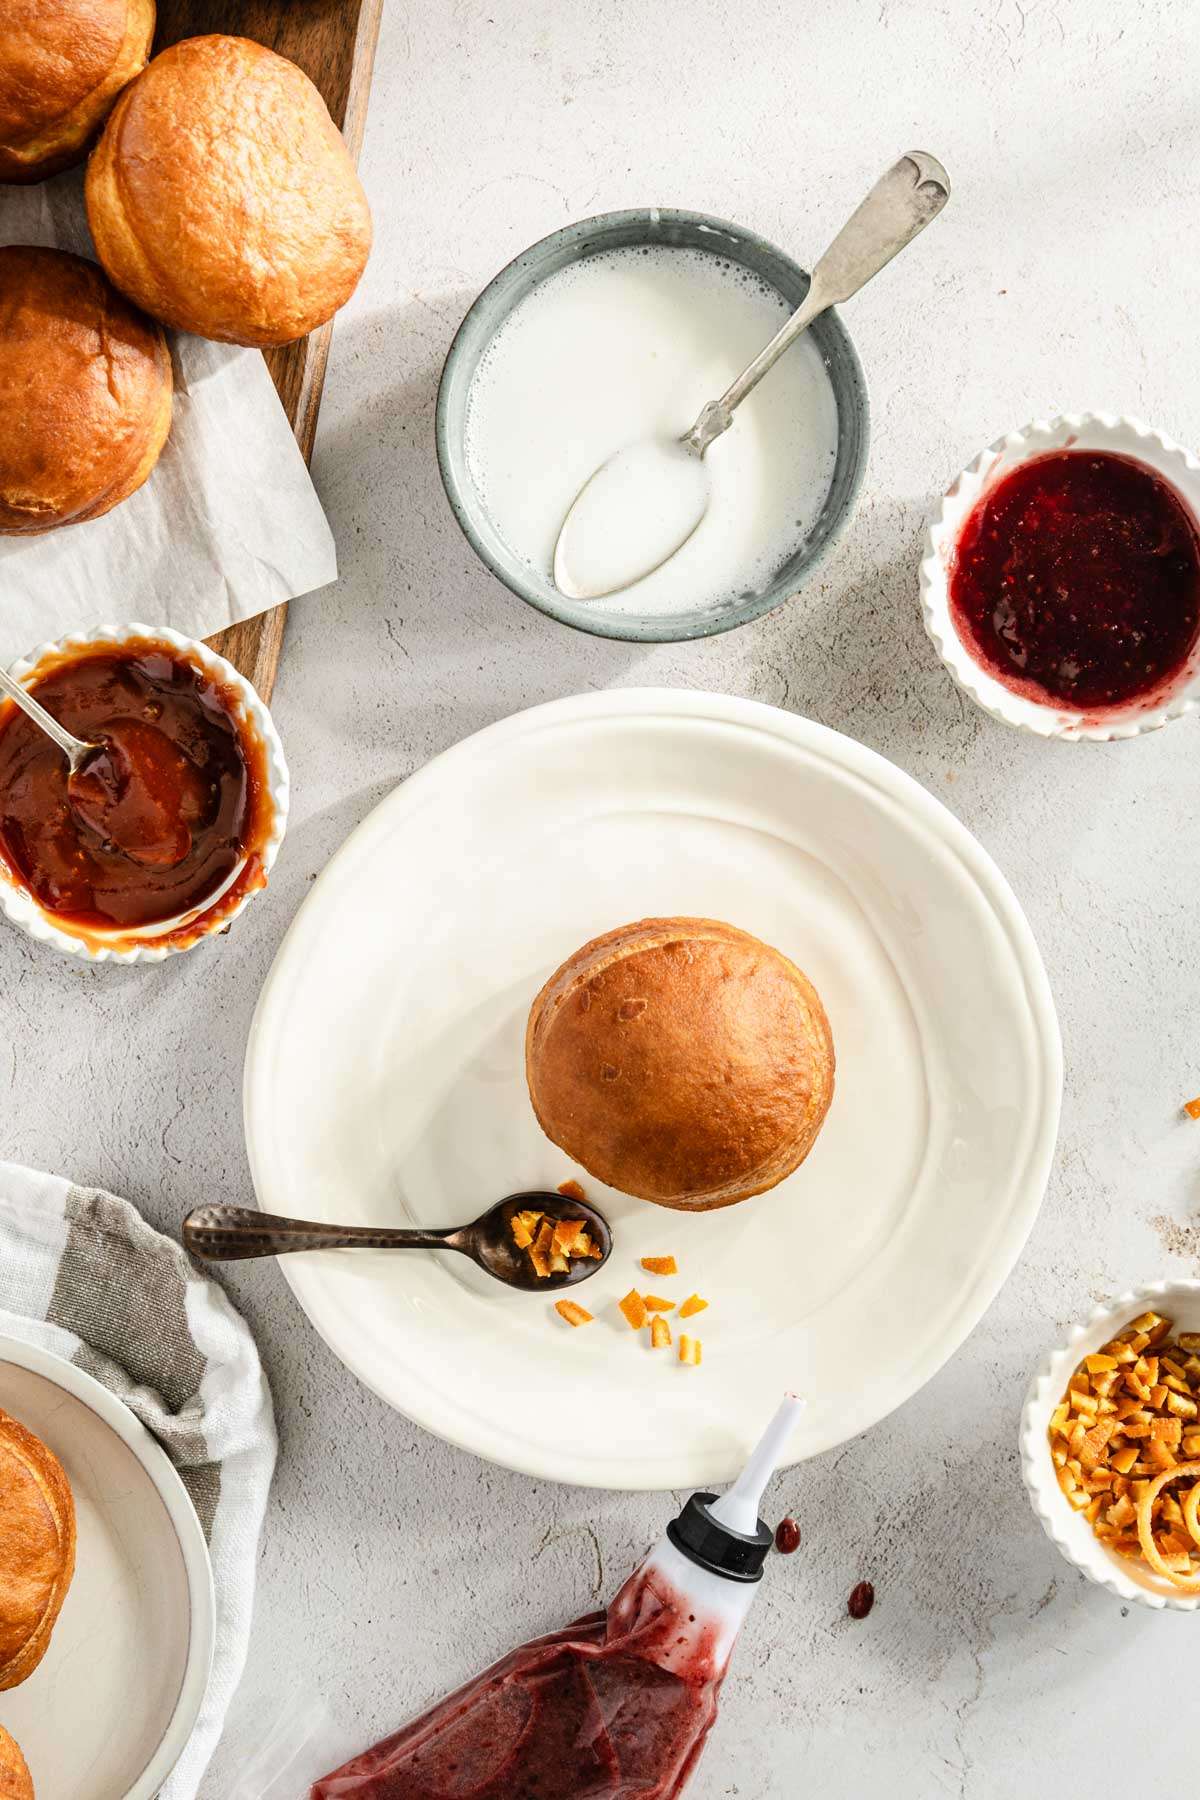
312, 1394, 804, 1800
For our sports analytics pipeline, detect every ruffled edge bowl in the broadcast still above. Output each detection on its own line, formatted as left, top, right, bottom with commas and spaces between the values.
919, 413, 1200, 741
0, 622, 289, 964
1019, 1278, 1200, 1611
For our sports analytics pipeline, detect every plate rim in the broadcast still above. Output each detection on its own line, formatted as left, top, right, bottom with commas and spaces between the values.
0, 1330, 216, 1800
245, 688, 1063, 1488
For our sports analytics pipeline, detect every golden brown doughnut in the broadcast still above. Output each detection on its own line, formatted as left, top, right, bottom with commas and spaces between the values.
0, 1726, 33, 1800
0, 245, 172, 535
0, 1406, 77, 1692
85, 34, 373, 347
526, 917, 835, 1211
0, 0, 154, 185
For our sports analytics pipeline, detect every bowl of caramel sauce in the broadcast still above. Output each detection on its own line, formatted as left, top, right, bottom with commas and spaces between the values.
0, 625, 288, 962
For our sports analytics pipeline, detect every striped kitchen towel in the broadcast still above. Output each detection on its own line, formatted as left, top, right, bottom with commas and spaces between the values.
0, 1161, 277, 1799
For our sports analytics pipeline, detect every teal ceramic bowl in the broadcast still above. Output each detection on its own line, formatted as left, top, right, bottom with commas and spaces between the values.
436, 208, 870, 644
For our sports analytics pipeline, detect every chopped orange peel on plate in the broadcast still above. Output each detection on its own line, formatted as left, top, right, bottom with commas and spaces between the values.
619, 1290, 648, 1330
1048, 1310, 1200, 1588
1184, 1097, 1200, 1121
515, 1201, 711, 1364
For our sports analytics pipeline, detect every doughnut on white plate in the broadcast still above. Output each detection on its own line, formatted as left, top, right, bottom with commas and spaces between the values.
244, 689, 1061, 1488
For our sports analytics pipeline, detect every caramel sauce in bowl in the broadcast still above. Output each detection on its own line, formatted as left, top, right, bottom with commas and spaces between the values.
0, 625, 289, 963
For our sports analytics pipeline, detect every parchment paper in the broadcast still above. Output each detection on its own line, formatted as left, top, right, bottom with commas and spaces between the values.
0, 171, 339, 662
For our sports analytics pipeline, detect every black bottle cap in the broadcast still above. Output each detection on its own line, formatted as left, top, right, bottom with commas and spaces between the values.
666, 1492, 774, 1583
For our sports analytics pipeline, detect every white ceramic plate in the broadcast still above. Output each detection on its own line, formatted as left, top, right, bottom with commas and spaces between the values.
0, 1334, 214, 1798
245, 690, 1061, 1488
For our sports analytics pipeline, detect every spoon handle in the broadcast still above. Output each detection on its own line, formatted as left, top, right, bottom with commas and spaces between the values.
684, 151, 950, 453
0, 664, 92, 765
182, 1203, 464, 1261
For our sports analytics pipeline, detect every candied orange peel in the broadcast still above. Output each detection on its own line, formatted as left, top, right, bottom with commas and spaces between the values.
642, 1295, 674, 1313
555, 1299, 593, 1328
619, 1289, 648, 1331
678, 1334, 702, 1367
1048, 1310, 1200, 1588
640, 1255, 677, 1276
1184, 1097, 1200, 1121
650, 1316, 672, 1350
678, 1294, 708, 1319
509, 1205, 601, 1280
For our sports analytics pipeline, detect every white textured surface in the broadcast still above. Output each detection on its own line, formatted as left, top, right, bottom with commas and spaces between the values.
4, 2, 1200, 1795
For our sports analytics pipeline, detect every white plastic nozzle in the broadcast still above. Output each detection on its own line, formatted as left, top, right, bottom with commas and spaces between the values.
707, 1393, 806, 1534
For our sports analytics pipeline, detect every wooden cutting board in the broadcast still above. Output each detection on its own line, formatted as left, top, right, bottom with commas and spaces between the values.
154, 0, 386, 700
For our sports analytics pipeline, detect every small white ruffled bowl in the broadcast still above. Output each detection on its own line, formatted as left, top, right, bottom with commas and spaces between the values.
1020, 1280, 1200, 1612
0, 623, 289, 965
920, 413, 1200, 741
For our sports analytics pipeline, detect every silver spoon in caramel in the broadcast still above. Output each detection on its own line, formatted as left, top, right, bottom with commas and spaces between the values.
182, 1191, 613, 1292
0, 664, 205, 870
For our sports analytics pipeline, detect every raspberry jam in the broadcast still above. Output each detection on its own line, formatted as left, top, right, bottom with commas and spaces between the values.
947, 450, 1200, 711
311, 1566, 729, 1799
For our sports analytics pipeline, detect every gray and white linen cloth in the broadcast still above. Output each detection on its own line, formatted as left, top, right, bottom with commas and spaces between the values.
0, 1161, 277, 1799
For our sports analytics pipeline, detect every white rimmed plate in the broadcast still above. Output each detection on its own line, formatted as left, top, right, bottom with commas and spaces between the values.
0, 1333, 215, 1797
1020, 1281, 1200, 1611
244, 689, 1061, 1488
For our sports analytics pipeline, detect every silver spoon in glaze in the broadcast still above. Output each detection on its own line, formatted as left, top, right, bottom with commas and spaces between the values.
553, 151, 951, 601
0, 664, 208, 870
182, 1192, 614, 1292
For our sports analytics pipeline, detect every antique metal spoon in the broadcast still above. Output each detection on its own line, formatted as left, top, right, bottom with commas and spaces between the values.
553, 150, 951, 601
0, 662, 106, 786
182, 1191, 613, 1292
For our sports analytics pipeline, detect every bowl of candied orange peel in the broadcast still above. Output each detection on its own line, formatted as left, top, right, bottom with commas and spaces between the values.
1021, 1282, 1200, 1609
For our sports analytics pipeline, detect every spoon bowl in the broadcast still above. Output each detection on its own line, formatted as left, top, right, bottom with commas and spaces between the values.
183, 1191, 614, 1292
554, 439, 711, 601
66, 727, 207, 871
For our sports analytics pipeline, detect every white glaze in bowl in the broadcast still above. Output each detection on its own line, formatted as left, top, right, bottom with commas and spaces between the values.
920, 414, 1200, 741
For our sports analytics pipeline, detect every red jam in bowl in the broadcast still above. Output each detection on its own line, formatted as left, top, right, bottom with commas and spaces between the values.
948, 450, 1200, 711
0, 639, 274, 946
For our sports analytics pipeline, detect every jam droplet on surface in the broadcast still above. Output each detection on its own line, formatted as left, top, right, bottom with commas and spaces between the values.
948, 450, 1200, 711
847, 1580, 875, 1620
774, 1517, 801, 1555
